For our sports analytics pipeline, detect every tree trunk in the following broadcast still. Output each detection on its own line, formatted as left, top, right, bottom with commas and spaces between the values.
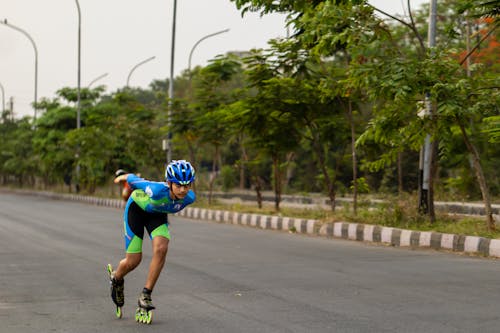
397, 152, 403, 195
283, 152, 295, 193
188, 140, 197, 193
458, 120, 495, 230
312, 135, 336, 211
272, 154, 281, 212
254, 175, 263, 209
348, 100, 358, 215
240, 140, 248, 190
208, 145, 219, 205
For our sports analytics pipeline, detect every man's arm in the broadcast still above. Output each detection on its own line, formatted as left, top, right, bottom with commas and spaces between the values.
126, 174, 149, 190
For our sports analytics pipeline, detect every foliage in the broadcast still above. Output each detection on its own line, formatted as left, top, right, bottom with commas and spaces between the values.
0, 0, 498, 226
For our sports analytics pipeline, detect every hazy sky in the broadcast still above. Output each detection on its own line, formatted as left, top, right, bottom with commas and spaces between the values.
1, 0, 427, 118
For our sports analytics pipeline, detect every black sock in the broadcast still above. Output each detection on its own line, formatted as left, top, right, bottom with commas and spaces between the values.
143, 288, 152, 295
113, 277, 124, 285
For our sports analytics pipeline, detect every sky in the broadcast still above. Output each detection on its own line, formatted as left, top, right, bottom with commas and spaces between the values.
1, 0, 427, 118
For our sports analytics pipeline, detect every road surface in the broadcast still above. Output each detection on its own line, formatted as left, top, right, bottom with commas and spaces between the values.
1, 192, 499, 332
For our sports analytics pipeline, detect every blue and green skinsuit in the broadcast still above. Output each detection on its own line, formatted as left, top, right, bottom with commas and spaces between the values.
123, 174, 196, 253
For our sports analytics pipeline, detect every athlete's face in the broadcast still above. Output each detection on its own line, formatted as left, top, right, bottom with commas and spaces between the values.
169, 181, 191, 200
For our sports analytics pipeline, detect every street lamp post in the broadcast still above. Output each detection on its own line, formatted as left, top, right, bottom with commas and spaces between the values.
1, 19, 38, 121
75, 0, 82, 193
75, 0, 81, 130
166, 0, 178, 163
126, 56, 156, 87
188, 28, 230, 73
88, 72, 108, 88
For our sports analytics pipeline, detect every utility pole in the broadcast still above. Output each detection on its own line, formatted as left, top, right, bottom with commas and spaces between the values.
75, 0, 82, 193
418, 0, 437, 215
165, 0, 177, 164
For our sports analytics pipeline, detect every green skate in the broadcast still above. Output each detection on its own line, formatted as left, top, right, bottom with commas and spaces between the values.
107, 264, 124, 319
135, 291, 155, 324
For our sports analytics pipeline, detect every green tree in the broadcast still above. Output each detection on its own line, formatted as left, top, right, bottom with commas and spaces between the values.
191, 55, 244, 203
221, 48, 304, 211
0, 116, 35, 186
347, 2, 499, 228
33, 98, 76, 189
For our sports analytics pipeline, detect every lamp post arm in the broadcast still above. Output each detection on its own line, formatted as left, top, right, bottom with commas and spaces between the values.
1, 19, 38, 121
126, 56, 156, 87
188, 28, 230, 72
88, 73, 109, 88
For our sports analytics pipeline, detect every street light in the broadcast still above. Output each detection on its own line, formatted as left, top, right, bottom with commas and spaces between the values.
166, 0, 178, 163
186, 28, 230, 105
75, 0, 81, 130
88, 72, 108, 88
188, 28, 230, 72
75, 0, 82, 193
126, 56, 156, 87
1, 19, 38, 121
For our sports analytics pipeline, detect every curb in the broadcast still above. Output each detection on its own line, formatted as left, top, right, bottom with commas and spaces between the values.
177, 207, 319, 235
178, 207, 500, 258
5, 189, 500, 259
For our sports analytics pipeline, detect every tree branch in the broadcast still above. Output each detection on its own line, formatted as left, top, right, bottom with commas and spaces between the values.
367, 4, 426, 54
459, 22, 499, 65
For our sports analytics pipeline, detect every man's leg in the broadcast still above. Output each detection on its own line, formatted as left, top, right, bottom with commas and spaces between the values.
144, 236, 169, 291
115, 252, 142, 280
116, 200, 144, 280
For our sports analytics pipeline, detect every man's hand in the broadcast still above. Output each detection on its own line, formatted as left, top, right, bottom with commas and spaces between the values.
114, 174, 129, 184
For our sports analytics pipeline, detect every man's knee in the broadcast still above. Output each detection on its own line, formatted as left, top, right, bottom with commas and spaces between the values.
124, 253, 142, 270
153, 238, 169, 257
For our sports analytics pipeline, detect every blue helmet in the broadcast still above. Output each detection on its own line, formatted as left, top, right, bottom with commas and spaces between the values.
165, 160, 195, 185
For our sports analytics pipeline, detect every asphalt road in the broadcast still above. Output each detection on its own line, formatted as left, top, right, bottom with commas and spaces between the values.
1, 192, 500, 332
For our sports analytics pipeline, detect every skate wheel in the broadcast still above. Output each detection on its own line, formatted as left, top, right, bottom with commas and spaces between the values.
135, 308, 153, 324
116, 306, 122, 319
135, 308, 144, 323
145, 310, 153, 324
135, 308, 141, 322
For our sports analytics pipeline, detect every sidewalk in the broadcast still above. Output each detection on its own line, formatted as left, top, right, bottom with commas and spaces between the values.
5, 189, 500, 259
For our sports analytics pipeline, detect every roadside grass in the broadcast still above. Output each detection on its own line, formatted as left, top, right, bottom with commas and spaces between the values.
193, 195, 500, 239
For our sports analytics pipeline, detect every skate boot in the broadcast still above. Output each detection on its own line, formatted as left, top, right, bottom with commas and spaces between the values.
106, 264, 124, 318
135, 289, 155, 324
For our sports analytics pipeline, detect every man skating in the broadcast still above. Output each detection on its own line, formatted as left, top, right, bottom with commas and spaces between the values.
108, 160, 196, 323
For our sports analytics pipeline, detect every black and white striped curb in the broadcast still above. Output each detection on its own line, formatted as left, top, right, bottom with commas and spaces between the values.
318, 222, 500, 258
5, 189, 500, 259
177, 207, 500, 258
177, 206, 318, 234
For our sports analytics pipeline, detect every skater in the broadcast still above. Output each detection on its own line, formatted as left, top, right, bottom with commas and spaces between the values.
108, 160, 196, 323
